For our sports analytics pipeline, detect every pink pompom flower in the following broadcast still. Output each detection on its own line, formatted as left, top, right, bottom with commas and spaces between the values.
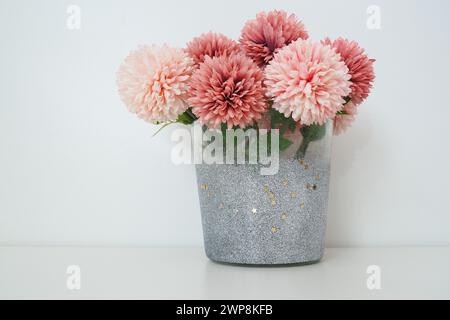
189, 53, 267, 129
186, 32, 241, 66
323, 38, 375, 104
116, 45, 195, 123
265, 39, 352, 125
240, 10, 309, 67
333, 101, 358, 135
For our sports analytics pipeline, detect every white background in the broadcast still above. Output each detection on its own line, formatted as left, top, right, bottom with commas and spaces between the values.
1, 0, 450, 248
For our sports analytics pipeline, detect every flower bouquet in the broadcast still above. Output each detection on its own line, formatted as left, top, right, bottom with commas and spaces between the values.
117, 10, 375, 265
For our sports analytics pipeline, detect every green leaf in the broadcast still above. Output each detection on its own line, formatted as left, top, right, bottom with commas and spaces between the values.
176, 112, 195, 125
279, 135, 293, 151
288, 120, 297, 132
269, 108, 285, 126
300, 123, 327, 143
269, 108, 298, 135
296, 123, 327, 159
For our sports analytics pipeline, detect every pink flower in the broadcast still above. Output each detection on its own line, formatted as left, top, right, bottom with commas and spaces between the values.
189, 54, 267, 128
186, 32, 241, 66
240, 10, 309, 67
333, 101, 358, 135
265, 39, 352, 125
116, 45, 195, 123
323, 38, 375, 104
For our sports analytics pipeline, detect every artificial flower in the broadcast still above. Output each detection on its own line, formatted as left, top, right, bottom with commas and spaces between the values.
189, 53, 267, 128
116, 45, 195, 123
265, 39, 352, 125
186, 32, 241, 66
240, 10, 309, 67
323, 37, 375, 104
333, 101, 358, 135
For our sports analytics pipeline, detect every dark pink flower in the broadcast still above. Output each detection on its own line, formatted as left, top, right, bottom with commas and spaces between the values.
186, 32, 241, 66
189, 54, 267, 128
323, 38, 375, 104
240, 10, 309, 67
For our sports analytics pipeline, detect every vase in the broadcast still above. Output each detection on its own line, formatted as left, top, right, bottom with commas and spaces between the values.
195, 121, 333, 265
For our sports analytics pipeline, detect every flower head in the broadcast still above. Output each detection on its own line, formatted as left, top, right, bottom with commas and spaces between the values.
240, 10, 309, 67
265, 39, 352, 125
323, 38, 375, 104
333, 101, 358, 135
189, 53, 267, 128
116, 45, 194, 123
186, 32, 241, 66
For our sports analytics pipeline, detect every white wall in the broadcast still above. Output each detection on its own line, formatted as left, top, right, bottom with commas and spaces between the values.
1, 0, 450, 247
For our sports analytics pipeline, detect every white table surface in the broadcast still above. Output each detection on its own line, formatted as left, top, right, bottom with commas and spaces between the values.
0, 247, 449, 299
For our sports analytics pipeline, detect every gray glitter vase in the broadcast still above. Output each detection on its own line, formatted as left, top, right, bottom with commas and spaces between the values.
196, 122, 333, 265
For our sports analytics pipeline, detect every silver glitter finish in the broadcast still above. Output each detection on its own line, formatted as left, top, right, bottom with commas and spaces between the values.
196, 123, 332, 265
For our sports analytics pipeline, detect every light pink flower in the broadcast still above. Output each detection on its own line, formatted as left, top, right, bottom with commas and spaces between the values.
189, 54, 267, 129
323, 38, 375, 104
240, 10, 309, 67
265, 39, 352, 125
186, 32, 241, 66
333, 101, 358, 135
116, 45, 195, 123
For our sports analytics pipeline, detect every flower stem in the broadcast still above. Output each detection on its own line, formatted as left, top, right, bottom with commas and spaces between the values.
296, 138, 310, 159
185, 108, 197, 121
295, 123, 327, 159
152, 121, 175, 137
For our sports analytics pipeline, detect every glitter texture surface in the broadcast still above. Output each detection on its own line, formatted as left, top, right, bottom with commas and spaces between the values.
195, 123, 333, 265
